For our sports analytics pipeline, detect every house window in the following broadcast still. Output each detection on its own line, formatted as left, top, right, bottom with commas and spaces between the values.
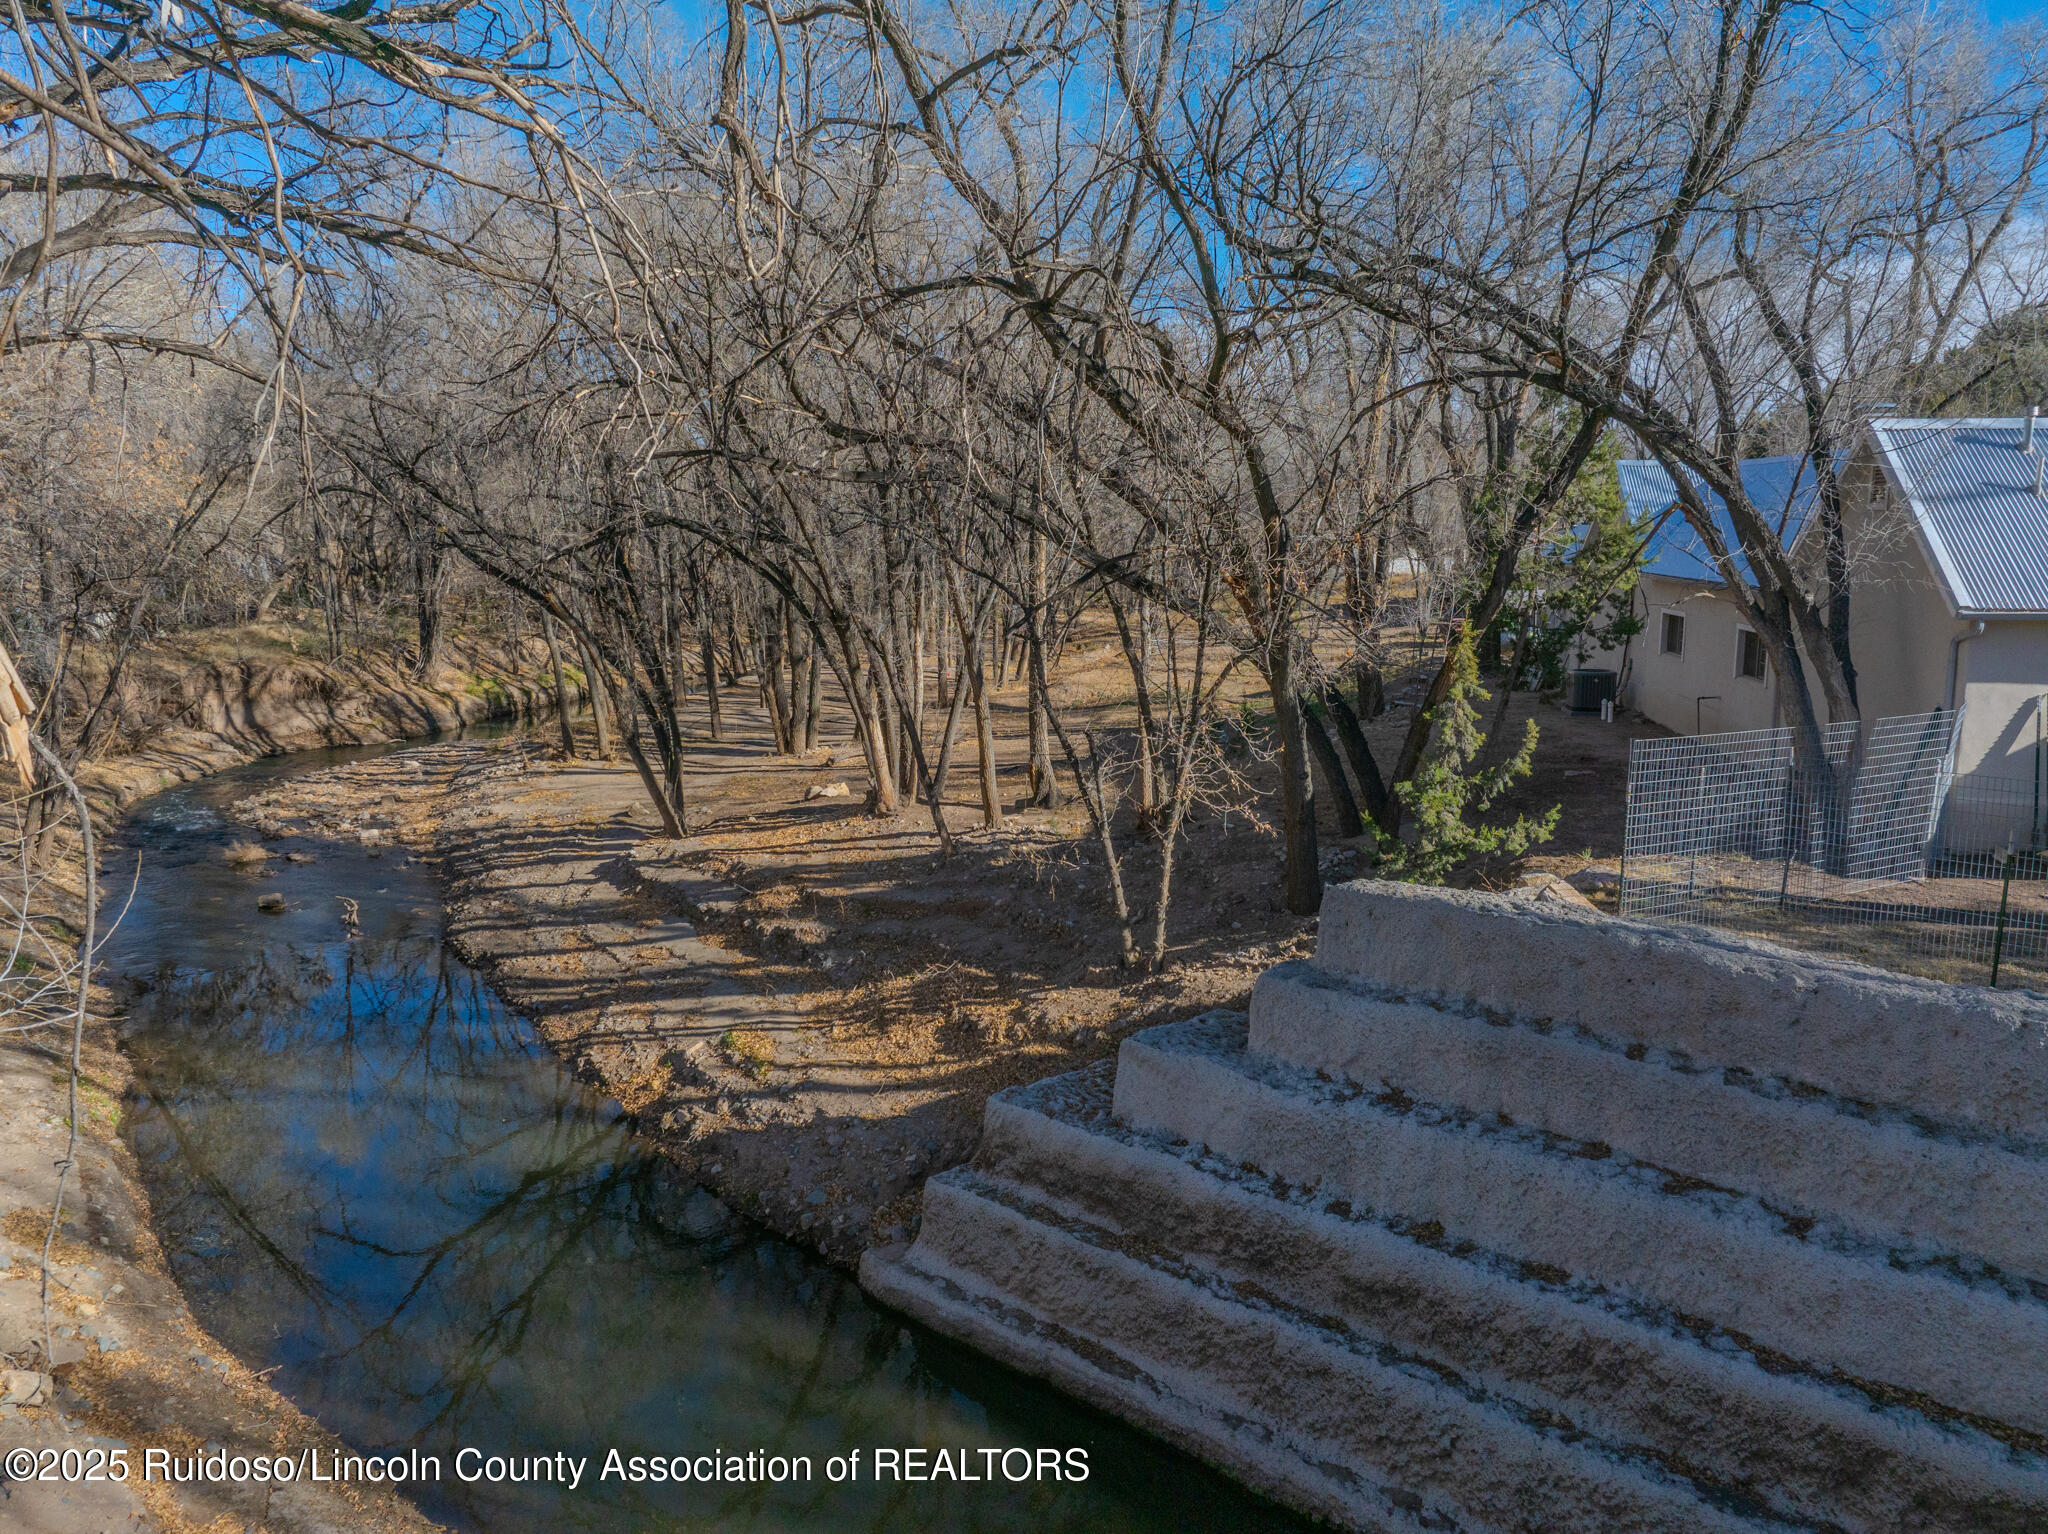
1736, 628, 1768, 680
1660, 612, 1685, 655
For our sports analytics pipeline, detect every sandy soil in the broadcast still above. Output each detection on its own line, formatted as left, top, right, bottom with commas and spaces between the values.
221, 641, 1665, 1269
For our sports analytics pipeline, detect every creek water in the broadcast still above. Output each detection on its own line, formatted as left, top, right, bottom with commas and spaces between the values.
104, 737, 1307, 1533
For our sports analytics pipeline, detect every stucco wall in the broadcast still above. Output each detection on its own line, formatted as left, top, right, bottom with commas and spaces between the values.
1838, 452, 2044, 783
1958, 619, 2048, 782
1838, 456, 1959, 724
1619, 575, 1780, 736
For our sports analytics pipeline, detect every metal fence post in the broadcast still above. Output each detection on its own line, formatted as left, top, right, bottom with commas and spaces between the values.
1990, 843, 2015, 989
2034, 694, 2044, 847
1618, 743, 1632, 911
1688, 760, 1707, 916
1776, 750, 1799, 911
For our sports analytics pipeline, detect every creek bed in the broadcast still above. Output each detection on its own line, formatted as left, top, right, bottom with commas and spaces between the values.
104, 737, 1306, 1532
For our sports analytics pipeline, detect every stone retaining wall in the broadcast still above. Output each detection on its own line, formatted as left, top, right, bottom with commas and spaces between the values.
862, 880, 2048, 1532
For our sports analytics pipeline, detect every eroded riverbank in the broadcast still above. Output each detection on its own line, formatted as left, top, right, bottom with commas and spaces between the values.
0, 744, 462, 1534
1, 639, 575, 1532
1, 620, 584, 1533
98, 735, 1309, 1532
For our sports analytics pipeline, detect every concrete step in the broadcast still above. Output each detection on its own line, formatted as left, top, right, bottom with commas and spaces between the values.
864, 1230, 1410, 1531
955, 1059, 2047, 1534
871, 1168, 1822, 1534
1111, 1013, 2048, 1437
1312, 882, 2048, 1146
1248, 959, 2048, 1281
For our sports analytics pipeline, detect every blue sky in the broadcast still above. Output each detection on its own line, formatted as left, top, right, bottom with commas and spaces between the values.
1984, 0, 2048, 20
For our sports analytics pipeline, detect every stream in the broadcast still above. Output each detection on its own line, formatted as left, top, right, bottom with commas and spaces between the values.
103, 736, 1306, 1533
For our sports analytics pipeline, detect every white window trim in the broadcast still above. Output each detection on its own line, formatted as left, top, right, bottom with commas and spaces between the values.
1657, 608, 1686, 656
1733, 624, 1769, 683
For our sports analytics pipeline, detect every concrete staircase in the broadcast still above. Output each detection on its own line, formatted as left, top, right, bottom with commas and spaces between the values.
860, 881, 2048, 1531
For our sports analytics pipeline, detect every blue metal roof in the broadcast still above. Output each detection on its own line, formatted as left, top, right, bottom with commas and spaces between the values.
1869, 419, 2048, 615
1616, 454, 1826, 585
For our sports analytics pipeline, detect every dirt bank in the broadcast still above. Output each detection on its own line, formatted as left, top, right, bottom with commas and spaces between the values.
0, 1001, 440, 1533
220, 719, 1309, 1265
75, 629, 576, 817
1, 636, 573, 1533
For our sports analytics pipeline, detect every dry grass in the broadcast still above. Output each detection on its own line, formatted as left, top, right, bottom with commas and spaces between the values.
221, 839, 269, 866
0, 1206, 97, 1268
717, 1027, 777, 1079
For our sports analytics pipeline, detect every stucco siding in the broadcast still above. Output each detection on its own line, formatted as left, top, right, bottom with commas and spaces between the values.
1957, 620, 2048, 783
1579, 436, 2041, 757
1622, 576, 1778, 737
1837, 457, 1959, 724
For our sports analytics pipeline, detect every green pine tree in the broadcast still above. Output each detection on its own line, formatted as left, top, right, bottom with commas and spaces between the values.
1372, 634, 1558, 884
1492, 423, 1645, 692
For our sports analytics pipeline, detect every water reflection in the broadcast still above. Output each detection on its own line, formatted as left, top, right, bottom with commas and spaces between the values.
109, 749, 1304, 1533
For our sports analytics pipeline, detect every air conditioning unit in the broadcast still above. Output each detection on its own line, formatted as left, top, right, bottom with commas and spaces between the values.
1567, 668, 1619, 714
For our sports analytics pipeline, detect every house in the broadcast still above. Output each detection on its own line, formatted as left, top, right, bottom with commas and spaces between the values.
1606, 453, 1825, 739
1599, 418, 2048, 793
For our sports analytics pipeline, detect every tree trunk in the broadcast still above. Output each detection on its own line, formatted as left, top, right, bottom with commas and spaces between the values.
542, 611, 577, 758
1025, 528, 1060, 806
1300, 696, 1364, 837
1357, 656, 1386, 721
1040, 713, 1141, 967
251, 573, 288, 623
855, 665, 900, 815
1319, 684, 1393, 831
872, 636, 903, 799
577, 633, 614, 758
659, 541, 691, 725
578, 644, 683, 836
1147, 756, 1206, 973
942, 567, 1005, 832
802, 634, 822, 750
786, 603, 815, 751
1026, 659, 1059, 808
699, 628, 723, 741
412, 538, 443, 681
1105, 586, 1159, 814
621, 718, 687, 837
910, 573, 929, 744
922, 631, 978, 858
971, 653, 1002, 828
886, 608, 916, 801
762, 597, 794, 753
716, 592, 737, 687
1269, 667, 1322, 916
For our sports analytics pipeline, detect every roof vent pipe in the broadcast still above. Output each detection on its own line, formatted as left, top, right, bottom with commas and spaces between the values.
2027, 405, 2040, 454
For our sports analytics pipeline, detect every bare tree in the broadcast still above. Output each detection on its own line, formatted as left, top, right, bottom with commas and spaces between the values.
1235, 0, 2048, 785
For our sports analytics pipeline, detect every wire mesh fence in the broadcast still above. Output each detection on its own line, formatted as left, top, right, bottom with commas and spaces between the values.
1621, 710, 2048, 991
